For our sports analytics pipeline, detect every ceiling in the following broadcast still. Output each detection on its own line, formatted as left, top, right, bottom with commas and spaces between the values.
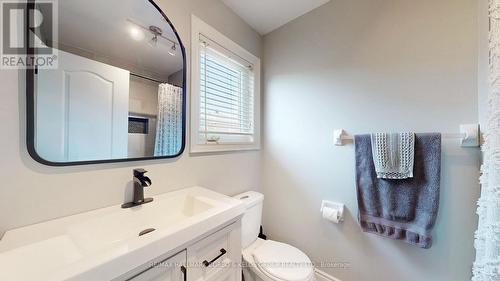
221, 0, 331, 35
55, 0, 183, 80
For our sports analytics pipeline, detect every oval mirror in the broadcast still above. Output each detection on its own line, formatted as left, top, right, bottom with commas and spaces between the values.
27, 0, 186, 165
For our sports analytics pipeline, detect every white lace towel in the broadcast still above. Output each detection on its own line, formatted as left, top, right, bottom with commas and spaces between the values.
371, 132, 415, 179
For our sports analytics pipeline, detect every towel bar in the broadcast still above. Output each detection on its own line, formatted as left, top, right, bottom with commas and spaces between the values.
334, 124, 480, 147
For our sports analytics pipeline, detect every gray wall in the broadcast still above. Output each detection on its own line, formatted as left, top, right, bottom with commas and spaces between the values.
129, 77, 159, 116
128, 77, 159, 158
0, 0, 262, 235
478, 0, 489, 126
168, 70, 184, 88
261, 0, 480, 281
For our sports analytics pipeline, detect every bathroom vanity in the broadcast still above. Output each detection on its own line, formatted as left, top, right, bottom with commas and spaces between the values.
0, 187, 244, 281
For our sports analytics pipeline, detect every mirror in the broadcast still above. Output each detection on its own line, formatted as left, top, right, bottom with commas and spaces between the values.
27, 0, 186, 165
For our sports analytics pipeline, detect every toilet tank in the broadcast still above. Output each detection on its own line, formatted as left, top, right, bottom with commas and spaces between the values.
233, 191, 264, 248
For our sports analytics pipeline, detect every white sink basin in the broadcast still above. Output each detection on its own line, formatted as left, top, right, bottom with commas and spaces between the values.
0, 187, 245, 281
67, 192, 216, 255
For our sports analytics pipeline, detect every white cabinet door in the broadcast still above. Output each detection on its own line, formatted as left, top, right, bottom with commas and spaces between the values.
187, 222, 242, 281
120, 221, 242, 281
129, 250, 187, 281
36, 50, 130, 162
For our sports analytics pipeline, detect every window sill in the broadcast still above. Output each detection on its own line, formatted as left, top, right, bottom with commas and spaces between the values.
190, 143, 260, 154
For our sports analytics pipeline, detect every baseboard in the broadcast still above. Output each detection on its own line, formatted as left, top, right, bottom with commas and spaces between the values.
315, 268, 342, 281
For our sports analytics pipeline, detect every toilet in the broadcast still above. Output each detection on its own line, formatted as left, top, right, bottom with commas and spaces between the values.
234, 191, 316, 281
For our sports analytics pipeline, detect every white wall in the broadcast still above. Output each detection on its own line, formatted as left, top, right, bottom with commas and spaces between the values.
0, 0, 262, 236
261, 1, 481, 281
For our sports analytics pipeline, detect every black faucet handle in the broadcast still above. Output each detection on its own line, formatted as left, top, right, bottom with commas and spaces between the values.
133, 168, 152, 187
142, 176, 152, 186
123, 169, 154, 208
133, 168, 148, 177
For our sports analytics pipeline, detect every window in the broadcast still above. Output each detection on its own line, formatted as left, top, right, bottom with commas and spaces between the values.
191, 16, 260, 153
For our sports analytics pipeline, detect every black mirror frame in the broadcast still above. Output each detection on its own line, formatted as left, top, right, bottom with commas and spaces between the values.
26, 0, 187, 166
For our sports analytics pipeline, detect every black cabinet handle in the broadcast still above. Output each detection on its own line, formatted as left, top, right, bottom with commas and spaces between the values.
181, 266, 187, 281
202, 248, 227, 267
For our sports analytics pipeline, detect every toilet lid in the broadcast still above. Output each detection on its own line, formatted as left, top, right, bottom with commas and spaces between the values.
252, 240, 314, 281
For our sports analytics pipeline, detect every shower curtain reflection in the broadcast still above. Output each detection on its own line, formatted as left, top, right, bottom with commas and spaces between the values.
154, 83, 183, 156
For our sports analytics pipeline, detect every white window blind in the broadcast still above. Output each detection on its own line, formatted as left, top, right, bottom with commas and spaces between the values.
198, 36, 255, 144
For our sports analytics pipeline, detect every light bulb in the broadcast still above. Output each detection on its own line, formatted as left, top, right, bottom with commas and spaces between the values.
129, 27, 145, 41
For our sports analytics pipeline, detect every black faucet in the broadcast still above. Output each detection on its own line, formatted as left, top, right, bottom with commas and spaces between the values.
121, 168, 154, 209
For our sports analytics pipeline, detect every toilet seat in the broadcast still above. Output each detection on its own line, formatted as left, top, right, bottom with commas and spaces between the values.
243, 239, 315, 281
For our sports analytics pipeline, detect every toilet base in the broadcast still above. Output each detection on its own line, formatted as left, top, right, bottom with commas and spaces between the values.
242, 266, 259, 281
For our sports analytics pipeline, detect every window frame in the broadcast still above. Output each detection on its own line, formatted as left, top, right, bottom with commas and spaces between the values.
190, 15, 261, 153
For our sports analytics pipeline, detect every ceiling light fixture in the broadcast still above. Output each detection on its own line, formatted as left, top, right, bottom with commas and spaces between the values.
168, 44, 176, 56
126, 19, 179, 54
148, 25, 162, 48
148, 34, 158, 47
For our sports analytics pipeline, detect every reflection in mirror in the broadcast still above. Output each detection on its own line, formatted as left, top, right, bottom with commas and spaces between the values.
31, 0, 185, 164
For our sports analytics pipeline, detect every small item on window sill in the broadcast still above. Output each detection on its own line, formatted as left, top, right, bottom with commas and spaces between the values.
207, 136, 220, 144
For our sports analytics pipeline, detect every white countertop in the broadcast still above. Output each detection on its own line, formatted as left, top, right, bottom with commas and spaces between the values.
0, 186, 245, 281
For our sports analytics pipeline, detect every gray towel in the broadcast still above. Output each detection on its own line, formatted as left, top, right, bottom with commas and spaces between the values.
354, 133, 441, 249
